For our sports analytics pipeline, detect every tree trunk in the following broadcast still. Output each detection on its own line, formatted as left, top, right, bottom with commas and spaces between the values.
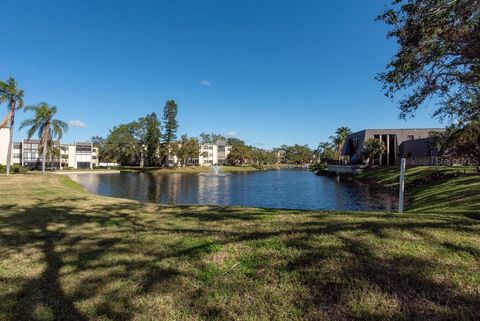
5, 104, 15, 176
42, 140, 47, 174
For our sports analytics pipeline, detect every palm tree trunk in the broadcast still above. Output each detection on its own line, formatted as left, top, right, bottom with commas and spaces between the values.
5, 104, 15, 176
42, 140, 47, 174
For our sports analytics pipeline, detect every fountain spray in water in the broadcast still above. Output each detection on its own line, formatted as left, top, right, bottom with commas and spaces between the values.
210, 164, 222, 175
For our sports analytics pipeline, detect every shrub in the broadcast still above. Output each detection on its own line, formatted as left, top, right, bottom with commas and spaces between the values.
0, 164, 28, 174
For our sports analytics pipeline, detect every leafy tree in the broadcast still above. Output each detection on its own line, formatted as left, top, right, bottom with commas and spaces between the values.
199, 133, 226, 144
0, 77, 24, 176
226, 138, 247, 148
315, 141, 336, 163
251, 148, 277, 165
96, 113, 161, 167
430, 122, 480, 172
176, 135, 200, 166
363, 138, 386, 166
139, 113, 161, 166
46, 142, 66, 170
162, 100, 178, 163
227, 144, 252, 165
377, 0, 480, 123
91, 136, 108, 163
283, 144, 314, 164
19, 103, 68, 174
105, 123, 140, 165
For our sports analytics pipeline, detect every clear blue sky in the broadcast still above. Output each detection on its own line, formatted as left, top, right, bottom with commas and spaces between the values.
0, 0, 443, 149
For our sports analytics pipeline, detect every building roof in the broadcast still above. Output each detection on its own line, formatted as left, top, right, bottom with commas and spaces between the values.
23, 139, 61, 144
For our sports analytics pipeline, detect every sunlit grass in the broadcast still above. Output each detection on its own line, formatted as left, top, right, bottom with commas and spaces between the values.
357, 166, 480, 217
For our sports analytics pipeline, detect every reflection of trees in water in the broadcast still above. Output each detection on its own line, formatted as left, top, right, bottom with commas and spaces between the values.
71, 172, 398, 211
349, 182, 397, 211
166, 174, 181, 205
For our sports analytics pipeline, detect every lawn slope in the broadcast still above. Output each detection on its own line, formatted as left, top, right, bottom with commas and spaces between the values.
0, 174, 479, 321
357, 166, 480, 217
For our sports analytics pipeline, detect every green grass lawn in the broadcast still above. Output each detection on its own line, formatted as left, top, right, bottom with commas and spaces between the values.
357, 166, 480, 217
0, 174, 479, 320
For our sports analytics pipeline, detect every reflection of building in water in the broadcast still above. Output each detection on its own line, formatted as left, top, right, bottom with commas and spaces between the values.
197, 174, 231, 205
166, 174, 182, 205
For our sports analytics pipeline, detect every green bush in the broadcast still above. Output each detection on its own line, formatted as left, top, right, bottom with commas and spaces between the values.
0, 164, 28, 174
309, 162, 327, 172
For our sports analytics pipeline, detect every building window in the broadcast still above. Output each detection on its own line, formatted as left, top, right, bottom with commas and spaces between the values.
76, 145, 92, 154
77, 162, 91, 169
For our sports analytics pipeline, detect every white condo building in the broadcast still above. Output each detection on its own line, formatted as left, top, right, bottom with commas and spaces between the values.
167, 140, 232, 166
0, 128, 98, 169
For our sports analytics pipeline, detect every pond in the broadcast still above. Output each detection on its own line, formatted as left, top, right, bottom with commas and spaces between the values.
69, 169, 398, 211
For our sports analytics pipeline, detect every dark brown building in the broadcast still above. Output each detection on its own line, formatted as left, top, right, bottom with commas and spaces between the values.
342, 128, 445, 166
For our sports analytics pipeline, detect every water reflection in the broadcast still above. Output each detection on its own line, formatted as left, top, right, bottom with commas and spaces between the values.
69, 169, 398, 211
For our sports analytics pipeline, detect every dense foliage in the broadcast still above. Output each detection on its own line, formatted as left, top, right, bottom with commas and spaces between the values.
281, 144, 314, 164
175, 135, 200, 166
378, 0, 480, 171
363, 138, 386, 166
378, 0, 480, 123
162, 100, 178, 163
199, 133, 226, 144
430, 121, 480, 171
311, 126, 351, 172
140, 113, 161, 166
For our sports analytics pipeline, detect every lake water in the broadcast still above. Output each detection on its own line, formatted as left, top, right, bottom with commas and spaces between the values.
70, 170, 398, 211
69, 169, 398, 211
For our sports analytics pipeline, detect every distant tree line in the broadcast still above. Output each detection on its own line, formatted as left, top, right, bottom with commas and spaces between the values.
92, 108, 318, 167
92, 100, 183, 166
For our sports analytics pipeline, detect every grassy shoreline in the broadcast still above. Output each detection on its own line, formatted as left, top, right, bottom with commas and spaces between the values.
0, 174, 479, 320
356, 166, 480, 217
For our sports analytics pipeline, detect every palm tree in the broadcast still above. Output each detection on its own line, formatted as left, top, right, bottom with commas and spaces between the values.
19, 103, 68, 174
330, 126, 351, 160
47, 142, 67, 170
315, 141, 335, 163
363, 138, 386, 167
0, 78, 24, 176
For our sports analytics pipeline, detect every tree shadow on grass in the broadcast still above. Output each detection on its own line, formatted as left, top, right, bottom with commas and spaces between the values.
283, 217, 480, 320
0, 200, 479, 320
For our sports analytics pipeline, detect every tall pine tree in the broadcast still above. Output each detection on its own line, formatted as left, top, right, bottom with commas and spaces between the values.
162, 100, 178, 164
140, 113, 161, 166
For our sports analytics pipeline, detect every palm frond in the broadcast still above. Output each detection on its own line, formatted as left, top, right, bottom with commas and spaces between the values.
19, 118, 36, 130
27, 124, 40, 140
52, 119, 68, 140
23, 105, 39, 113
